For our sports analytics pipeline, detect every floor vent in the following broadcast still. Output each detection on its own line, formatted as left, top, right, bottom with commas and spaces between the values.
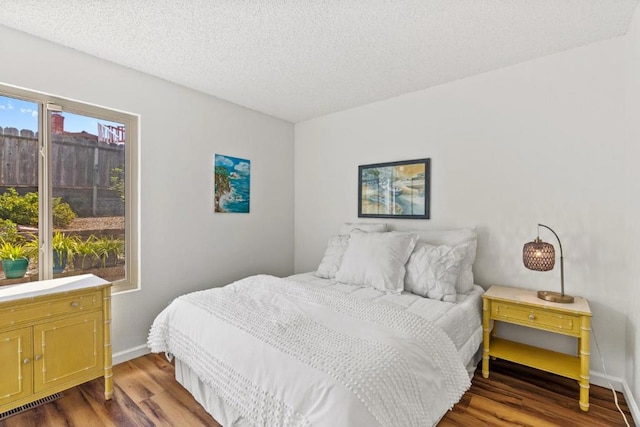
0, 393, 63, 421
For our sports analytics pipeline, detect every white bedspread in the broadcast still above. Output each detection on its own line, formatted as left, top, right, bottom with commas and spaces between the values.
288, 272, 483, 362
148, 275, 471, 427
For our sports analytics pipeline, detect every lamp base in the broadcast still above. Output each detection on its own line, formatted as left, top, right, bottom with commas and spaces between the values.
537, 290, 574, 303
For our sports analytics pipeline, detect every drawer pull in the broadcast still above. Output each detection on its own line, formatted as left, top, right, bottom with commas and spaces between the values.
23, 358, 30, 364
528, 314, 536, 320
70, 301, 79, 308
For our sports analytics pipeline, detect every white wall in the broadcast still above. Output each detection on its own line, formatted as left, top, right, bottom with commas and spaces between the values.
625, 5, 640, 409
0, 25, 295, 358
295, 37, 629, 378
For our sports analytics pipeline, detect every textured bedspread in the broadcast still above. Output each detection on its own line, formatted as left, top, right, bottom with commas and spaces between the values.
148, 275, 471, 427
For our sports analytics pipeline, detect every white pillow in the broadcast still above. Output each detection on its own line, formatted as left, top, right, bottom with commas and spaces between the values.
335, 231, 418, 293
315, 235, 350, 279
404, 242, 465, 302
339, 222, 387, 235
410, 228, 477, 294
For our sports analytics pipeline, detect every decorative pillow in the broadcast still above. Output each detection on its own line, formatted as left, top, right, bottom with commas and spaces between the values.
410, 228, 477, 294
315, 235, 350, 279
338, 222, 387, 235
404, 242, 465, 302
335, 231, 418, 293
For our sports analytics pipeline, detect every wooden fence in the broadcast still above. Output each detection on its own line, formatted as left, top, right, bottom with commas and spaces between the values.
0, 131, 125, 217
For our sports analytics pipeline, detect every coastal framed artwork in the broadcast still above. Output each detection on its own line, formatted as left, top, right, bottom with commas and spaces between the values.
358, 158, 430, 219
214, 154, 250, 213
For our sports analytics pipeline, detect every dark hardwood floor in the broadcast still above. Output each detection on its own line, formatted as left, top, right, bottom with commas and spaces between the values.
441, 359, 635, 427
0, 353, 634, 426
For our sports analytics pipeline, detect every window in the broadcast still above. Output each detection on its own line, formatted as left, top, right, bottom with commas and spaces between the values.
0, 83, 138, 292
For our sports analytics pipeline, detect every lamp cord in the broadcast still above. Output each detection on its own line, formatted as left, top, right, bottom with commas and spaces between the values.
591, 323, 631, 427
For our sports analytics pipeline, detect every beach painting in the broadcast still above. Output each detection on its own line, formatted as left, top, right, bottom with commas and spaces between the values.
214, 154, 250, 213
358, 158, 430, 219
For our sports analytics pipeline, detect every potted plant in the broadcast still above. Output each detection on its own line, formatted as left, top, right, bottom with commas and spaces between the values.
72, 236, 124, 271
92, 236, 124, 268
0, 239, 33, 279
73, 236, 99, 270
52, 231, 78, 274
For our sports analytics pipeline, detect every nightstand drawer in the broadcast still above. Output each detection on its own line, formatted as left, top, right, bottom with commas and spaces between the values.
492, 302, 580, 336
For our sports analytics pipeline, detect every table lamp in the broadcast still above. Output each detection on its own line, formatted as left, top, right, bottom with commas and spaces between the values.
522, 224, 574, 303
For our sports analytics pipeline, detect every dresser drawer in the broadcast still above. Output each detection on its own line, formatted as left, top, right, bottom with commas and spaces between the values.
492, 302, 580, 336
0, 291, 102, 328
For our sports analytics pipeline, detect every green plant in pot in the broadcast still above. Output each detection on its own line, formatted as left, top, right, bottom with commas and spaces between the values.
92, 236, 124, 268
0, 239, 33, 279
72, 236, 124, 271
73, 236, 99, 270
52, 232, 78, 274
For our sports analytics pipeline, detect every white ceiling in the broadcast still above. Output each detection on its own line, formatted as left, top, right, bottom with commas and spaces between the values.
0, 1, 637, 123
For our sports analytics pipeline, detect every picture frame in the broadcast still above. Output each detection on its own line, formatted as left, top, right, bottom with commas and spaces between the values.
214, 154, 251, 213
358, 158, 430, 219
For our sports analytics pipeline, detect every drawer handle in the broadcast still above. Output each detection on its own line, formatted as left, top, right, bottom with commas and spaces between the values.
528, 314, 536, 320
70, 301, 79, 308
23, 358, 30, 364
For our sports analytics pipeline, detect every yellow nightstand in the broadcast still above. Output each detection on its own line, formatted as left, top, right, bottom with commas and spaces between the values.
482, 285, 592, 411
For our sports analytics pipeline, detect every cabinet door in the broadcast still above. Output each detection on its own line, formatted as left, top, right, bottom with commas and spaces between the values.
0, 327, 33, 406
33, 311, 103, 393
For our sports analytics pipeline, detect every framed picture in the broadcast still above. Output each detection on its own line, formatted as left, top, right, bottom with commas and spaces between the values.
214, 154, 250, 213
358, 158, 430, 219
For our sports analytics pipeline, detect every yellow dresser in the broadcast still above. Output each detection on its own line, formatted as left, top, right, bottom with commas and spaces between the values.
0, 274, 112, 414
482, 285, 592, 411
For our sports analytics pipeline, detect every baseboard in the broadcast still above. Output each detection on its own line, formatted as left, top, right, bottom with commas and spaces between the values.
591, 369, 624, 391
591, 370, 639, 424
623, 380, 640, 425
112, 344, 150, 366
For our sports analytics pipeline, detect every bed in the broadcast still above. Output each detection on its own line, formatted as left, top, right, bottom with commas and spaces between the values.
148, 226, 483, 426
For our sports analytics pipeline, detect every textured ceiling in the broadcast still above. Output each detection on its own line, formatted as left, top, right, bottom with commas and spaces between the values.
0, 1, 637, 123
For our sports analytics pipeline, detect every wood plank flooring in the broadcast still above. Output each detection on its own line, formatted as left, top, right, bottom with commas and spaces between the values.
441, 359, 635, 427
0, 353, 634, 426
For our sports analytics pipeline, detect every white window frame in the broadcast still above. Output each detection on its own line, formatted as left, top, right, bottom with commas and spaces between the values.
0, 82, 139, 293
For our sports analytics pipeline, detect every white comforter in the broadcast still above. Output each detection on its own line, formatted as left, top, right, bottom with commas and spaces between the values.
148, 275, 471, 427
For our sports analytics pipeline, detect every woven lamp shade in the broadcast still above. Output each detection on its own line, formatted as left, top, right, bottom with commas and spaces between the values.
523, 238, 555, 271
